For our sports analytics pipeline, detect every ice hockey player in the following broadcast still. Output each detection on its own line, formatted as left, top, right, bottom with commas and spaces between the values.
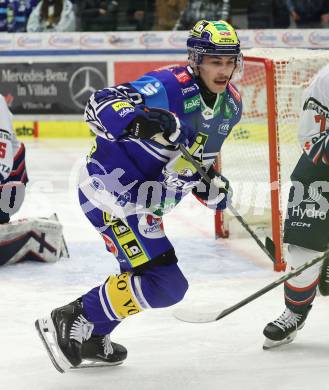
0, 94, 68, 264
263, 64, 329, 349
35, 19, 243, 372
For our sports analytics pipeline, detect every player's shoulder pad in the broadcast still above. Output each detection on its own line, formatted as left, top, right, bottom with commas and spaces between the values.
148, 65, 198, 93
302, 67, 329, 118
226, 82, 242, 122
153, 65, 200, 112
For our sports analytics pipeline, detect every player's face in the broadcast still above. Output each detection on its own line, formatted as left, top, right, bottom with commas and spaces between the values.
199, 55, 236, 94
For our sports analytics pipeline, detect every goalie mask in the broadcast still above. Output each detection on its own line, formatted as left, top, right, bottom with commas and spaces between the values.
187, 20, 243, 80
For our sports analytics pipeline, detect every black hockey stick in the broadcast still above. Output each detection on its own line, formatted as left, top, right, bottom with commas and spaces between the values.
174, 250, 329, 323
178, 144, 281, 268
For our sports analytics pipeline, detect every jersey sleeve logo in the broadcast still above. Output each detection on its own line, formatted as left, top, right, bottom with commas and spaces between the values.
112, 101, 134, 111
174, 70, 192, 84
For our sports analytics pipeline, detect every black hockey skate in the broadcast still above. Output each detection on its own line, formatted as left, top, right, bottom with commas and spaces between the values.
263, 306, 312, 350
319, 256, 329, 296
81, 334, 127, 365
35, 298, 94, 372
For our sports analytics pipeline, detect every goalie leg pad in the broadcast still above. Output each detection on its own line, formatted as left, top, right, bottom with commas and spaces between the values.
0, 217, 67, 265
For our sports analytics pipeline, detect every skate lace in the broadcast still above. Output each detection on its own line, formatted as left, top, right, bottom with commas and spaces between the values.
102, 334, 114, 357
273, 308, 302, 331
70, 314, 94, 343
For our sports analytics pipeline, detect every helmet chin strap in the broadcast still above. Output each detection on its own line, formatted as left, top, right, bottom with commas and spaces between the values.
228, 63, 238, 82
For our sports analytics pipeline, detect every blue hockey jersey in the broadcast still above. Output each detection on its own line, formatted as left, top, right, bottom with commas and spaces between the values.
83, 65, 242, 216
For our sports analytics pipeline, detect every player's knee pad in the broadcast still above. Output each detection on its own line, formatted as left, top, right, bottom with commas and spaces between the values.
140, 262, 189, 308
101, 272, 145, 320
286, 244, 323, 288
100, 263, 188, 321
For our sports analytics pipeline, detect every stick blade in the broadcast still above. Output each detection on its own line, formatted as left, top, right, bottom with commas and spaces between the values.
173, 308, 219, 323
265, 236, 276, 259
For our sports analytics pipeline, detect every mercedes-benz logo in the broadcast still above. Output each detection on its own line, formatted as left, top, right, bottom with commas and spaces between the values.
69, 66, 106, 109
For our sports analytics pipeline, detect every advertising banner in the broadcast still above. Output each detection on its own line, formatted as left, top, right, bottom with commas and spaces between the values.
0, 30, 329, 52
0, 62, 107, 114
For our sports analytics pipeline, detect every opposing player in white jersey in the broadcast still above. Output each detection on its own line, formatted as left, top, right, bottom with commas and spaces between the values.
0, 94, 68, 265
263, 64, 329, 349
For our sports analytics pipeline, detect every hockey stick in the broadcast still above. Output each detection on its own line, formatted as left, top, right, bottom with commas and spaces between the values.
174, 250, 329, 323
178, 144, 283, 269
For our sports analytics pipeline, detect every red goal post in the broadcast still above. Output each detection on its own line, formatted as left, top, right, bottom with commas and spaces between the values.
215, 48, 329, 269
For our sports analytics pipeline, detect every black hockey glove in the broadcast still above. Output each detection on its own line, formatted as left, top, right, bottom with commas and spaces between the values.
127, 105, 189, 145
192, 166, 232, 211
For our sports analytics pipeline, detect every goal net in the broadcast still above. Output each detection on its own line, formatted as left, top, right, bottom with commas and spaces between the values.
217, 48, 329, 270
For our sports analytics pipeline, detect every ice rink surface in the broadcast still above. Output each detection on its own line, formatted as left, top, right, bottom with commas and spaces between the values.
1, 139, 329, 390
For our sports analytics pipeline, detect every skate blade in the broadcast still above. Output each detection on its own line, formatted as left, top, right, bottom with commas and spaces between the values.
35, 318, 125, 373
71, 360, 124, 370
35, 317, 71, 373
263, 330, 297, 350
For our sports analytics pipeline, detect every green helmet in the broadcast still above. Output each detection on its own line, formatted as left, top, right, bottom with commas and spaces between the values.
187, 20, 243, 76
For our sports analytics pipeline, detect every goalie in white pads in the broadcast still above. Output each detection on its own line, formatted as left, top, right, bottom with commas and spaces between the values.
0, 94, 69, 264
263, 64, 329, 349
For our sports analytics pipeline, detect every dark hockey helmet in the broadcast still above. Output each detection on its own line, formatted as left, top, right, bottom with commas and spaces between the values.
187, 20, 243, 78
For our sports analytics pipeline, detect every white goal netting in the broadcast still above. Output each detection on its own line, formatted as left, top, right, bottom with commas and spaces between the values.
220, 48, 329, 260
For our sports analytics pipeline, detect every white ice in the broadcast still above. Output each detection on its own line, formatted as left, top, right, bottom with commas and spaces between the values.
1, 139, 329, 390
